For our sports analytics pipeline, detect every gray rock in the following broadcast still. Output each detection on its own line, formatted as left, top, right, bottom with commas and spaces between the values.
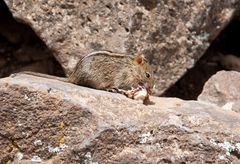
0, 0, 64, 77
4, 0, 240, 95
0, 74, 240, 163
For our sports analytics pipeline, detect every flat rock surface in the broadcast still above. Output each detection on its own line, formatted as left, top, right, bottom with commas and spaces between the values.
1, 74, 240, 163
5, 0, 240, 95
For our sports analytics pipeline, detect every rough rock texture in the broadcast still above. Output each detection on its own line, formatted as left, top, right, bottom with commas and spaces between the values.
1, 74, 240, 163
0, 0, 64, 78
198, 70, 240, 113
4, 0, 240, 95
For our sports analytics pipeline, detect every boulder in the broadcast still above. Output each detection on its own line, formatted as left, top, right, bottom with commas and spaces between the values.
0, 1, 64, 78
4, 0, 240, 94
198, 70, 240, 113
1, 74, 240, 163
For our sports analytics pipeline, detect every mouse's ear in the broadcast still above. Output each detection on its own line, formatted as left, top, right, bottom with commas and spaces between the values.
133, 54, 145, 65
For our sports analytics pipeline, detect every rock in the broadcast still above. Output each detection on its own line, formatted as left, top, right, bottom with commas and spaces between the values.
4, 0, 240, 95
0, 1, 64, 78
198, 71, 240, 112
219, 54, 240, 72
1, 74, 240, 163
207, 53, 240, 72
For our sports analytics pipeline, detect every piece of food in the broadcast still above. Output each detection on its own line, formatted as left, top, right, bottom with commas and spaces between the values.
124, 85, 150, 103
133, 87, 148, 100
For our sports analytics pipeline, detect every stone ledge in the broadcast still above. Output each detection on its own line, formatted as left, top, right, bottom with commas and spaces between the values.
1, 74, 240, 163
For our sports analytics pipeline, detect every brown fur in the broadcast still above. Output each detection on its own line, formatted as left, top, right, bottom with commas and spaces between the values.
19, 51, 155, 92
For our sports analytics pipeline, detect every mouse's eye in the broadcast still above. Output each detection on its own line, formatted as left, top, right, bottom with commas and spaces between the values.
146, 72, 151, 78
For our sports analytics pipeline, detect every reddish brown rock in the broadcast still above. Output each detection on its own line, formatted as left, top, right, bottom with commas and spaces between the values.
4, 0, 240, 95
1, 74, 240, 163
198, 71, 240, 113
